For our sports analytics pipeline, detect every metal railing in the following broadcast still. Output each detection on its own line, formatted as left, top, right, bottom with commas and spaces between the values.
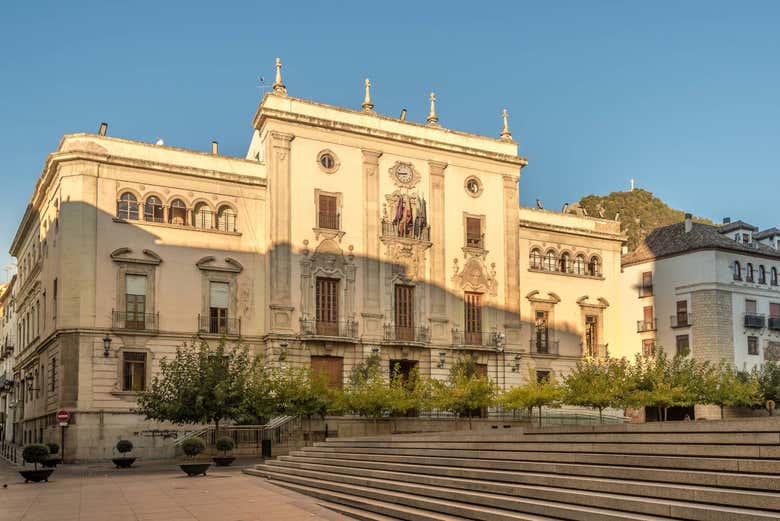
530, 338, 560, 356
300, 318, 358, 338
0, 372, 12, 391
451, 329, 501, 347
670, 314, 692, 328
638, 285, 653, 297
173, 416, 302, 454
197, 315, 241, 336
381, 219, 431, 242
112, 310, 159, 332
317, 212, 340, 230
582, 343, 609, 358
744, 313, 766, 329
768, 317, 780, 331
0, 441, 21, 464
636, 319, 657, 333
383, 324, 430, 343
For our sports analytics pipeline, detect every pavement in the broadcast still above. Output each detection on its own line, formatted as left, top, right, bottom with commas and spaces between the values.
0, 458, 349, 521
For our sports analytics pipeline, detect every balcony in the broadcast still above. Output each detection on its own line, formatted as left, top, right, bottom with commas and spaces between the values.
0, 372, 12, 391
300, 318, 358, 339
530, 338, 560, 356
3, 344, 12, 356
197, 315, 241, 337
112, 311, 159, 332
637, 319, 657, 333
769, 317, 780, 331
317, 212, 340, 231
381, 219, 431, 242
744, 313, 766, 329
670, 314, 692, 328
583, 343, 609, 358
638, 285, 653, 298
452, 329, 503, 348
383, 324, 430, 344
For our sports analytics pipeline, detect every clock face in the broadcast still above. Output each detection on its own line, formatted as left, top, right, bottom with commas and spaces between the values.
395, 164, 413, 183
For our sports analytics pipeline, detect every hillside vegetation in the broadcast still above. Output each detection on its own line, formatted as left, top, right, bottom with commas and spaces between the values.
579, 189, 712, 251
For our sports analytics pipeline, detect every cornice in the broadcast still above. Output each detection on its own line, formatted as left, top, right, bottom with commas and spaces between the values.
622, 245, 780, 268
518, 219, 625, 244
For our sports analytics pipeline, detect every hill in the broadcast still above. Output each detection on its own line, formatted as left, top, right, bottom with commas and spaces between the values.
578, 189, 712, 251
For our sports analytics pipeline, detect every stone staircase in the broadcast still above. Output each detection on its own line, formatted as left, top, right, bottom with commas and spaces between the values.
245, 418, 780, 520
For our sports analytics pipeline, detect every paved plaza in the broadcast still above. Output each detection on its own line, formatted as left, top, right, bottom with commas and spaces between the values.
0, 459, 348, 521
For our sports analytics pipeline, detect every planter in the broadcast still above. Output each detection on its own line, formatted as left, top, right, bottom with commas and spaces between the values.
179, 463, 211, 476
42, 458, 62, 468
19, 469, 54, 483
112, 457, 136, 469
212, 456, 236, 467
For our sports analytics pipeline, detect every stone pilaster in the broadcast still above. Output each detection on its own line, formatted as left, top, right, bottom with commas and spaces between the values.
428, 160, 448, 340
502, 174, 522, 346
268, 131, 295, 331
361, 149, 383, 338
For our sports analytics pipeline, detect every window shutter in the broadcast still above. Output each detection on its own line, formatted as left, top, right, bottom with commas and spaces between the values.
466, 217, 481, 239
126, 274, 147, 296
210, 282, 230, 309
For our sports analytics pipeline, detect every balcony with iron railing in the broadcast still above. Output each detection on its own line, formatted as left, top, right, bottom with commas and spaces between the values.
530, 338, 560, 356
299, 318, 358, 339
197, 315, 241, 337
636, 319, 657, 333
381, 219, 431, 242
451, 329, 502, 348
769, 317, 780, 331
744, 313, 766, 329
0, 372, 12, 391
112, 310, 159, 332
670, 313, 692, 328
383, 324, 430, 344
582, 343, 609, 358
317, 212, 341, 231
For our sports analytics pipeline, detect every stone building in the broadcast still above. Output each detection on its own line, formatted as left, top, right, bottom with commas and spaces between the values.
0, 276, 16, 444
6, 61, 624, 459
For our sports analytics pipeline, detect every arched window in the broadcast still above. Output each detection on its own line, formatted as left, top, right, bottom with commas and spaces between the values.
758, 265, 766, 284
193, 202, 213, 229
573, 255, 586, 275
216, 205, 237, 232
559, 252, 571, 273
144, 196, 164, 223
543, 250, 557, 272
529, 249, 542, 270
588, 256, 601, 277
733, 261, 742, 281
746, 263, 754, 282
169, 199, 187, 225
772, 267, 778, 286
117, 192, 139, 220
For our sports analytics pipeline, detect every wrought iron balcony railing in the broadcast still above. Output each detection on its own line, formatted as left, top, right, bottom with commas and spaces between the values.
636, 319, 657, 333
451, 329, 502, 347
744, 313, 766, 329
300, 318, 358, 338
197, 315, 241, 336
383, 324, 430, 343
317, 212, 340, 231
582, 343, 609, 358
530, 338, 560, 356
670, 314, 692, 328
381, 219, 431, 242
768, 317, 780, 331
112, 310, 159, 332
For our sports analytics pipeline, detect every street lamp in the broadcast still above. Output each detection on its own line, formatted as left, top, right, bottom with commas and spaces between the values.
103, 335, 112, 357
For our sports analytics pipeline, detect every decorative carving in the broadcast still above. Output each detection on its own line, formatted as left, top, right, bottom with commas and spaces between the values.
384, 241, 428, 281
196, 256, 243, 273
452, 256, 497, 296
111, 247, 162, 265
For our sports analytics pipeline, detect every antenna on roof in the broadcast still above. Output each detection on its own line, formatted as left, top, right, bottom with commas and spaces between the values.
561, 203, 569, 213
536, 199, 544, 210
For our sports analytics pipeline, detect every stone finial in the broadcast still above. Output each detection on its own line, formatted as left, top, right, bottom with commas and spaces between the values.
427, 92, 440, 126
500, 108, 513, 141
272, 57, 287, 94
362, 78, 375, 113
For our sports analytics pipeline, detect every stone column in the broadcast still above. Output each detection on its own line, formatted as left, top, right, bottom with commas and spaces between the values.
428, 161, 448, 341
503, 174, 522, 346
268, 132, 295, 331
361, 149, 383, 338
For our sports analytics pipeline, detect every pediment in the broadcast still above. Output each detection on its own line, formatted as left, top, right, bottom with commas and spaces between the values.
111, 247, 162, 265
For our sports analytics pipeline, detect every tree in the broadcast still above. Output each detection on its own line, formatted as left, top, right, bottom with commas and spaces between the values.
136, 338, 252, 431
337, 359, 397, 420
563, 358, 630, 423
627, 350, 705, 421
754, 362, 780, 415
429, 358, 496, 429
269, 365, 333, 438
701, 362, 761, 419
500, 369, 563, 427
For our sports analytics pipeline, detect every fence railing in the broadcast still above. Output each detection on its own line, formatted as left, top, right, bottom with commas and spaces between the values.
300, 318, 358, 338
670, 314, 692, 328
530, 338, 560, 356
582, 343, 609, 358
112, 310, 159, 332
381, 219, 431, 242
383, 324, 430, 343
317, 212, 340, 231
173, 416, 302, 454
197, 315, 241, 336
744, 313, 766, 329
0, 441, 21, 464
636, 319, 657, 332
451, 329, 501, 347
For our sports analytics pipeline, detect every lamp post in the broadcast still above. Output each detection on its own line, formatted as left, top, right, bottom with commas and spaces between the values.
102, 336, 112, 357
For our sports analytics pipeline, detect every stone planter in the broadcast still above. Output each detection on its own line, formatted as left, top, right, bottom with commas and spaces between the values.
180, 463, 211, 476
19, 469, 54, 483
112, 457, 136, 469
212, 456, 236, 467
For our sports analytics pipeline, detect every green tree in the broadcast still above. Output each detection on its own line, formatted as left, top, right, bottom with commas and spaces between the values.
430, 358, 496, 429
562, 358, 630, 423
627, 351, 704, 421
701, 362, 761, 419
337, 360, 395, 420
500, 369, 563, 427
754, 362, 780, 415
270, 365, 333, 438
136, 339, 251, 431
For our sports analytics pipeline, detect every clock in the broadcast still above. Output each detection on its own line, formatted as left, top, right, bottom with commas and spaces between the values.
395, 164, 413, 184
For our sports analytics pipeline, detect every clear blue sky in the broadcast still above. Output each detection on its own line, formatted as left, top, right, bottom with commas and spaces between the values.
2, 1, 779, 275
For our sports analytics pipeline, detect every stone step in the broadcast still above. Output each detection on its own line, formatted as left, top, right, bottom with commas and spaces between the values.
245, 469, 558, 521
316, 497, 467, 521
249, 466, 666, 521
288, 450, 780, 491
313, 440, 780, 459
262, 460, 780, 521
301, 445, 780, 474
274, 454, 780, 509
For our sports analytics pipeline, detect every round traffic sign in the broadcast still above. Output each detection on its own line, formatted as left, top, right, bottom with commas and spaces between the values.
56, 410, 70, 423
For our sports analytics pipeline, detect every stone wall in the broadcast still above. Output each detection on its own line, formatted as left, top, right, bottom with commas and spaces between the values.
691, 289, 734, 364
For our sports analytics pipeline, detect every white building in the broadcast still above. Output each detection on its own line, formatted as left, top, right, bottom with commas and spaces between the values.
0, 276, 17, 445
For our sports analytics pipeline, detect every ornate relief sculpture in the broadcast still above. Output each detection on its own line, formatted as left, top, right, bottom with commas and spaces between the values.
452, 257, 498, 297
382, 191, 429, 241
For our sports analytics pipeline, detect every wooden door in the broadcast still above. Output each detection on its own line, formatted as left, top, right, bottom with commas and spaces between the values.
464, 292, 483, 345
310, 356, 343, 389
316, 277, 339, 335
394, 285, 415, 340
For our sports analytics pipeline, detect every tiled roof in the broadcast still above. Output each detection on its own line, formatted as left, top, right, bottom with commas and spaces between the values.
718, 220, 758, 233
622, 221, 780, 265
756, 227, 780, 240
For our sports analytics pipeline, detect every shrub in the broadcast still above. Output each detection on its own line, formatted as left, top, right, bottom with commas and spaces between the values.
181, 437, 205, 458
215, 436, 235, 453
116, 439, 133, 454
45, 442, 60, 456
23, 444, 50, 469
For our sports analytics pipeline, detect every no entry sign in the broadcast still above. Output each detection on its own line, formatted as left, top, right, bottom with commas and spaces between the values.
56, 410, 70, 424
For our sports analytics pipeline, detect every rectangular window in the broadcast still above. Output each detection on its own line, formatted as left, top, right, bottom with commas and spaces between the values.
743, 233, 750, 245
639, 271, 653, 297
676, 335, 690, 356
394, 285, 415, 341
642, 339, 655, 357
536, 370, 551, 383
52, 278, 57, 321
50, 357, 56, 393
771, 303, 780, 318
209, 281, 230, 334
748, 336, 759, 356
535, 310, 549, 353
464, 291, 483, 345
466, 217, 483, 249
745, 299, 757, 314
584, 315, 598, 356
676, 300, 688, 326
642, 305, 654, 330
122, 352, 146, 391
125, 274, 147, 329
318, 194, 339, 230
315, 277, 339, 335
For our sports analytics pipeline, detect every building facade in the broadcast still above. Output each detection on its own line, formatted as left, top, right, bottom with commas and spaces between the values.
0, 277, 17, 444
7, 64, 624, 459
